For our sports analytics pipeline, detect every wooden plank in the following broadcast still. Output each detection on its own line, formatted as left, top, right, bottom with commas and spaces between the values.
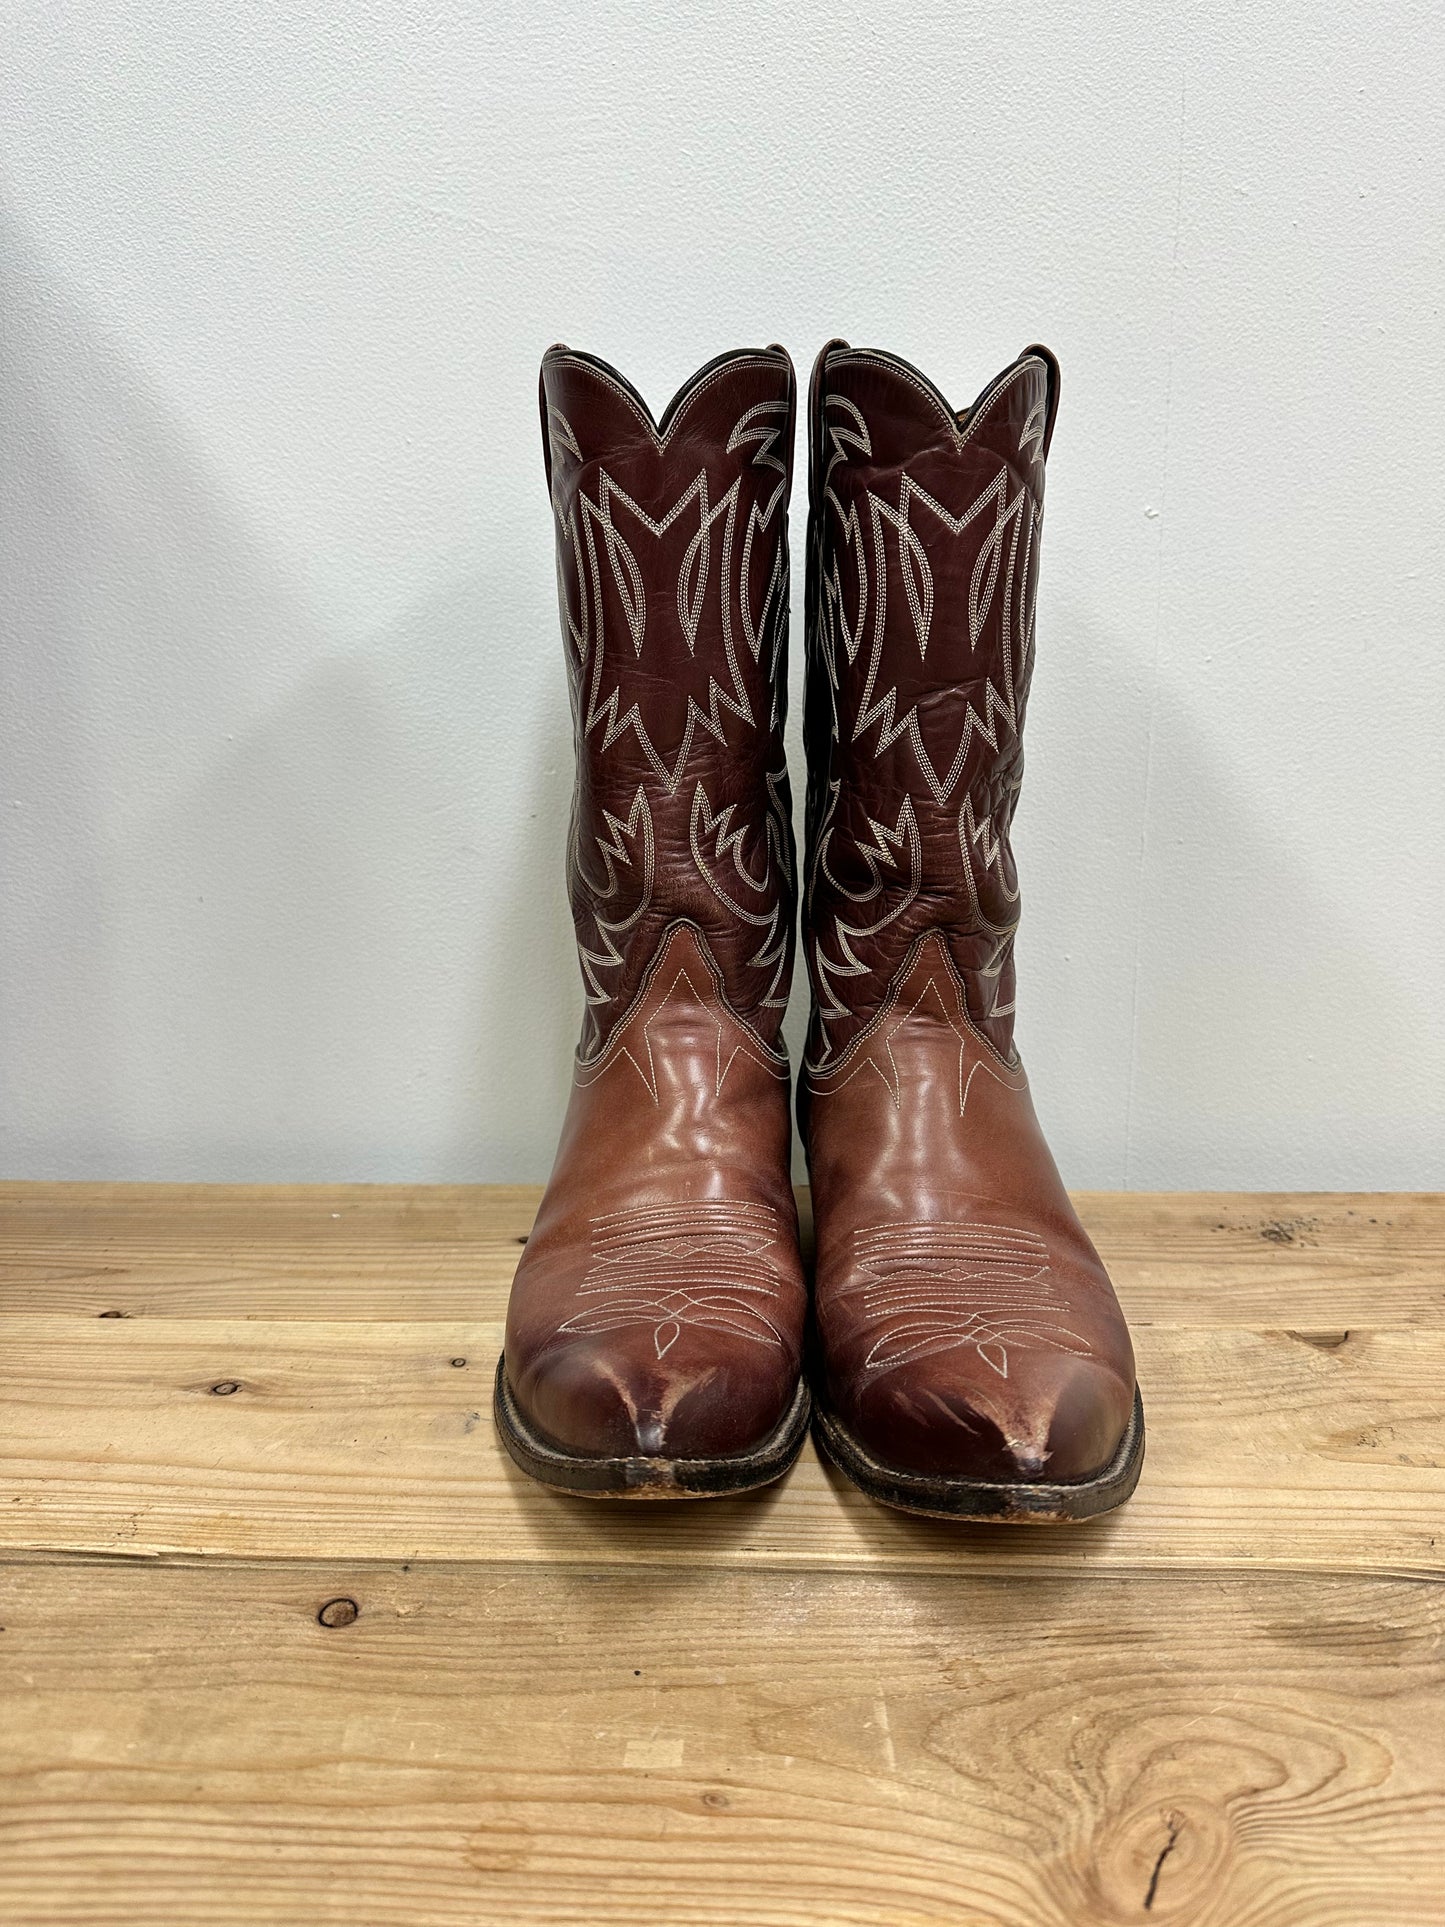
1, 1557, 1440, 1927
2, 1312, 1440, 1573
1, 1186, 1440, 1326
0, 1182, 537, 1323
3, 1187, 1443, 1923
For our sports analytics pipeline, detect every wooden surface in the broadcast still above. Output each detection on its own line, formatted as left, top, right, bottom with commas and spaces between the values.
1, 1186, 1442, 1925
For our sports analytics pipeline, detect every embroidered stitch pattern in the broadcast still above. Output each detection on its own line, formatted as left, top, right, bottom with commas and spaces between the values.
806, 928, 1022, 1107
688, 767, 795, 1011
957, 785, 1022, 1023
549, 400, 790, 795
840, 1221, 1090, 1379
807, 788, 922, 1050
573, 950, 784, 1101
547, 382, 794, 1057
570, 785, 655, 1043
816, 426, 1037, 809
559, 1201, 787, 1359
806, 378, 1045, 1070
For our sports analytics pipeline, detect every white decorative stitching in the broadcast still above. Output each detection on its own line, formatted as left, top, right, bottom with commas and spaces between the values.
808, 792, 922, 1050
549, 367, 795, 1054
825, 351, 1044, 458
957, 788, 1022, 1023
575, 466, 756, 790
806, 931, 1023, 1093
689, 778, 792, 1008
573, 922, 788, 1094
559, 1201, 786, 1358
805, 361, 1048, 1069
570, 785, 655, 1045
839, 1221, 1090, 1380
845, 466, 1032, 808
1018, 392, 1048, 462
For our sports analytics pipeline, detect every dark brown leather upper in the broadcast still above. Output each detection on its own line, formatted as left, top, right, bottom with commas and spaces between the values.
504, 347, 807, 1464
542, 346, 798, 1061
801, 342, 1137, 1485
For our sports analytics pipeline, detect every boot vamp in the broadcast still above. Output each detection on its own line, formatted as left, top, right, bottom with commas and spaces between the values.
808, 940, 1135, 1484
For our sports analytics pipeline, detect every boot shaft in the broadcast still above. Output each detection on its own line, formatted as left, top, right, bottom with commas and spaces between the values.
540, 346, 799, 1060
802, 341, 1060, 1072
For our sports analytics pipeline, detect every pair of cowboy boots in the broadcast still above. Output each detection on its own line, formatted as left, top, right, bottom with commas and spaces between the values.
495, 338, 1144, 1523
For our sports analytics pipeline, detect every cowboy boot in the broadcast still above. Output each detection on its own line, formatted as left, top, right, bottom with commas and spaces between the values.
495, 344, 810, 1498
799, 340, 1144, 1521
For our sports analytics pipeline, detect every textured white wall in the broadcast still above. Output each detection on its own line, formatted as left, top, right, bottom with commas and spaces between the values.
2, 1, 1442, 1187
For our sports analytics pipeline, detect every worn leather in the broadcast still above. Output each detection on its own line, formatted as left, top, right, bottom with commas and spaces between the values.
503, 346, 807, 1464
801, 340, 1137, 1484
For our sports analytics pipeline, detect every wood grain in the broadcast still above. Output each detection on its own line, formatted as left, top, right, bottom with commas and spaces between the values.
2, 1310, 1445, 1580
1, 1558, 1441, 1927
1, 1186, 1442, 1924
1, 1312, 1441, 1573
3, 1184, 1440, 1326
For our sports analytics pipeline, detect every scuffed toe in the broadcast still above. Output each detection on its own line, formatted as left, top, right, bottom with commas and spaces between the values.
840, 1351, 1136, 1486
509, 1334, 796, 1466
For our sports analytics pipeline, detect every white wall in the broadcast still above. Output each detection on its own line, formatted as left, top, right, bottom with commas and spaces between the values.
2, 1, 1441, 1189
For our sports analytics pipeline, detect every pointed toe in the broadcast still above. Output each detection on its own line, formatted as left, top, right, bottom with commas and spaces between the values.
509, 1334, 794, 1466
839, 1351, 1130, 1485
1023, 1356, 1137, 1482
497, 1338, 809, 1498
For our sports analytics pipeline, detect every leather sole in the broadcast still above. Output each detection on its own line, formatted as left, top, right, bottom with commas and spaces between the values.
813, 1385, 1146, 1524
493, 1356, 812, 1500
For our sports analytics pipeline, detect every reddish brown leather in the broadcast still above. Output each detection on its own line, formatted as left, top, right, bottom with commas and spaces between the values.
504, 347, 807, 1463
801, 342, 1137, 1484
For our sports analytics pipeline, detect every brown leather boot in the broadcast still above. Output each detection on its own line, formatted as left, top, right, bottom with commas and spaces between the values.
495, 345, 811, 1498
799, 340, 1144, 1522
